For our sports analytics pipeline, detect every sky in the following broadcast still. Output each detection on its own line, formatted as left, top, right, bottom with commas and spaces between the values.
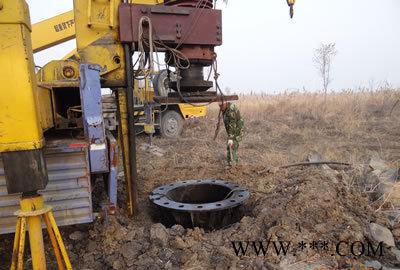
27, 0, 400, 94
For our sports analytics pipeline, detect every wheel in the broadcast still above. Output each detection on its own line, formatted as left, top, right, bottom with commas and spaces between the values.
152, 69, 175, 97
153, 69, 170, 97
160, 110, 184, 139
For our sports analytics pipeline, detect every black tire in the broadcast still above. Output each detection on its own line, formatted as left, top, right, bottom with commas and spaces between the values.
153, 69, 172, 97
160, 110, 184, 139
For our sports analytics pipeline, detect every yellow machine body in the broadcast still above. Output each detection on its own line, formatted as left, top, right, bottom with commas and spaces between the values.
0, 0, 44, 152
134, 73, 155, 104
36, 86, 54, 131
37, 59, 80, 86
178, 104, 208, 119
73, 0, 125, 87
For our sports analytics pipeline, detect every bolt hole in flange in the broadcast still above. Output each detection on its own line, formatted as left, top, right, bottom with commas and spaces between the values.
149, 179, 250, 231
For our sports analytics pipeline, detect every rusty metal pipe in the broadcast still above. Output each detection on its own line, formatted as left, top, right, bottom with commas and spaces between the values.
124, 43, 139, 214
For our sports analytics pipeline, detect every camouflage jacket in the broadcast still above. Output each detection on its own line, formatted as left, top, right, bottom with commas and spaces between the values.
223, 103, 244, 141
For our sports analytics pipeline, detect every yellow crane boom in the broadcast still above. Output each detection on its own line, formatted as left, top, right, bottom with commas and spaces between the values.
32, 10, 75, 53
31, 0, 165, 54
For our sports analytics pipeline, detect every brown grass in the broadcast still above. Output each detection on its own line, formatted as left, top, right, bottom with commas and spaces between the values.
195, 89, 400, 167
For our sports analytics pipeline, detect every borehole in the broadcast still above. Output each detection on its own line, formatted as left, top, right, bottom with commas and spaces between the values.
149, 180, 250, 231
167, 184, 231, 204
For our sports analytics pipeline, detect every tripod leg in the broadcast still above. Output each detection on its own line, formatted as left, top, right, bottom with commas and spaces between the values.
17, 218, 26, 270
43, 214, 64, 270
10, 218, 21, 270
25, 214, 46, 269
46, 212, 72, 270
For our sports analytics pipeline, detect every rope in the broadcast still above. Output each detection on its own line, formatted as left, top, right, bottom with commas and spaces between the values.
138, 16, 154, 72
213, 109, 222, 140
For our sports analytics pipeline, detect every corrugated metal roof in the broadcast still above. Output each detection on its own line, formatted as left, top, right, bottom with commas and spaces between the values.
0, 143, 93, 234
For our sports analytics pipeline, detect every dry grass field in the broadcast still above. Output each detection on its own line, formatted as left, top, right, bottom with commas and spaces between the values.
184, 89, 400, 167
1, 89, 400, 269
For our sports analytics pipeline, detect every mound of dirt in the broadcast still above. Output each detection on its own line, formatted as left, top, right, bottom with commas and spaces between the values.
58, 166, 398, 270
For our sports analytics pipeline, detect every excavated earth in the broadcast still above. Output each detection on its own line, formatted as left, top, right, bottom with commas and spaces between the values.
1, 100, 400, 269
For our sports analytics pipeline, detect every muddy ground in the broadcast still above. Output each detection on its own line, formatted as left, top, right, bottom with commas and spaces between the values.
1, 92, 400, 269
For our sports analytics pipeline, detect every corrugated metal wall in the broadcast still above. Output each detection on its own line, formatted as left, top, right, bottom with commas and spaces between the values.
0, 145, 93, 234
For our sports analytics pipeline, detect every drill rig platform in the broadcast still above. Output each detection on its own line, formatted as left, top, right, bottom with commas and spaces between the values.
0, 0, 234, 235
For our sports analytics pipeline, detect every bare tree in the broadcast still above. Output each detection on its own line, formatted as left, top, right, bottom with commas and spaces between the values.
314, 43, 337, 96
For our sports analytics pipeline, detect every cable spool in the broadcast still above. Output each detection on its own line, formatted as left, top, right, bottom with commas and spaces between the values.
164, 0, 213, 9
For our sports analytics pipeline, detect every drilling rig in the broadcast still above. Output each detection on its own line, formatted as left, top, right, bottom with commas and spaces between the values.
0, 0, 295, 268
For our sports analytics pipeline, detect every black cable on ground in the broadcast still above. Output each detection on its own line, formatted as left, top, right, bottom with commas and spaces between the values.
258, 161, 352, 174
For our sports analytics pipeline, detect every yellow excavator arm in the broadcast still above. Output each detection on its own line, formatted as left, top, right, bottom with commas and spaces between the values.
31, 0, 164, 54
32, 10, 75, 53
